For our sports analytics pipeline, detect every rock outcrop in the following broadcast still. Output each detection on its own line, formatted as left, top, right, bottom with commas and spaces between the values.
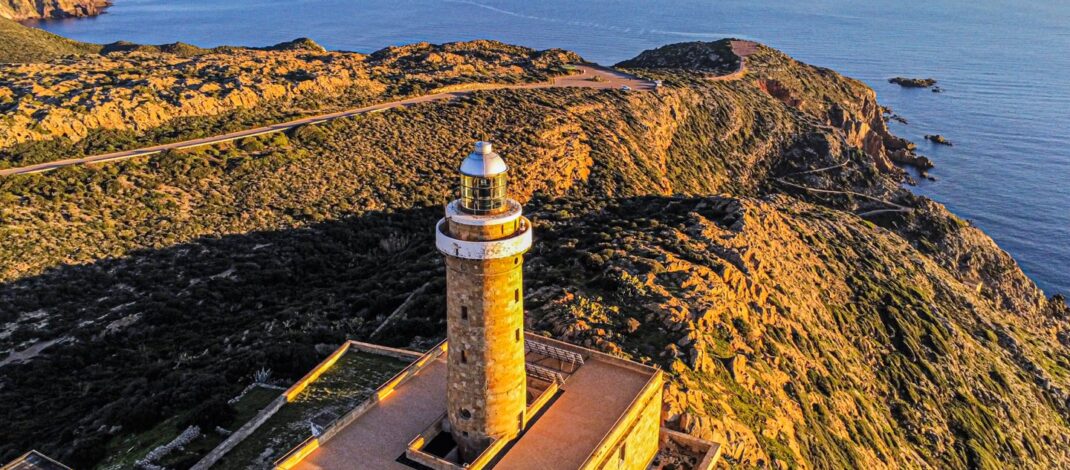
889, 76, 937, 88
616, 40, 740, 75
527, 194, 1069, 469
926, 134, 953, 146
0, 0, 108, 21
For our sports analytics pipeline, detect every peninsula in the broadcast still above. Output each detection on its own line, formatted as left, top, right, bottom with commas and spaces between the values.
1, 18, 1067, 470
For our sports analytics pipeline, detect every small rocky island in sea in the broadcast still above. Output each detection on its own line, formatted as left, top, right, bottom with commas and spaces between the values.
926, 134, 953, 146
889, 76, 937, 88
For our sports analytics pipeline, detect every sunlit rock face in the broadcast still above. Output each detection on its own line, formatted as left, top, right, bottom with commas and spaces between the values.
0, 0, 109, 21
0, 36, 1067, 470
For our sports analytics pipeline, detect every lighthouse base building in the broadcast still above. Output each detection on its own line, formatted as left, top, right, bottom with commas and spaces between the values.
192, 142, 721, 470
280, 333, 670, 470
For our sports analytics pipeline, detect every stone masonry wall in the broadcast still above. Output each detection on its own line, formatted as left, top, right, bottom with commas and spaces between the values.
585, 372, 663, 470
444, 211, 528, 460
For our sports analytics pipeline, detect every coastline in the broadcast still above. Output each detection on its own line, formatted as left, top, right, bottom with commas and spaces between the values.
22, 0, 1067, 296
1, 14, 1069, 470
0, 0, 110, 22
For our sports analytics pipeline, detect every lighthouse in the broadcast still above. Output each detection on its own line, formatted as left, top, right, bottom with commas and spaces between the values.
245, 141, 692, 470
435, 141, 532, 460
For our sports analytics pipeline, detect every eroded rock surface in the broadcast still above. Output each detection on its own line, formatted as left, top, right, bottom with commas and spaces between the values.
0, 0, 108, 20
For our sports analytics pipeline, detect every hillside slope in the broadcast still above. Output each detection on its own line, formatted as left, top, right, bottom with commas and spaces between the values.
527, 194, 1070, 469
0, 17, 99, 62
0, 37, 578, 166
0, 40, 1067, 468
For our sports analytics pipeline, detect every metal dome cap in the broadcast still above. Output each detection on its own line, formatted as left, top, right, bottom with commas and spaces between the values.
459, 141, 508, 177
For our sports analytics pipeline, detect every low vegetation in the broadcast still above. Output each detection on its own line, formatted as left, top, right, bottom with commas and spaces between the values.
0, 20, 579, 165
0, 37, 1067, 469
0, 17, 99, 63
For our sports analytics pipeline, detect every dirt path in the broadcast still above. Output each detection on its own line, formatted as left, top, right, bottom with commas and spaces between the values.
0, 65, 655, 176
775, 155, 913, 217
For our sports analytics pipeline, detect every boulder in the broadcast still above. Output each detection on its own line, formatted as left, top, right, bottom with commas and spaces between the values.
925, 134, 953, 146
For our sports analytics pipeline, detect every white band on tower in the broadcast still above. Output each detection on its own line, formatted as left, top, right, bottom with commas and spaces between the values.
436, 218, 533, 260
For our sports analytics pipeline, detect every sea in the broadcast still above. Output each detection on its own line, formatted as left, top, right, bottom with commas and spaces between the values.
28, 0, 1070, 296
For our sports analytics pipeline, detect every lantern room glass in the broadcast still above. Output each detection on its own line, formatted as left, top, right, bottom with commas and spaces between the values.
460, 173, 508, 214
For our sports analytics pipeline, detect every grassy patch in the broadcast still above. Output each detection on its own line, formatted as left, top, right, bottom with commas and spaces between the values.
94, 385, 280, 470
216, 351, 409, 469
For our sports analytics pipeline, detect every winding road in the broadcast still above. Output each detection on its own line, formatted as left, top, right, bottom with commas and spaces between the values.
0, 65, 655, 176
708, 40, 757, 82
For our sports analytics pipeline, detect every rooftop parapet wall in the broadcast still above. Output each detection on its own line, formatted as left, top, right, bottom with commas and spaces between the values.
275, 341, 448, 469
1, 450, 72, 470
656, 429, 723, 470
524, 332, 661, 377
580, 369, 663, 469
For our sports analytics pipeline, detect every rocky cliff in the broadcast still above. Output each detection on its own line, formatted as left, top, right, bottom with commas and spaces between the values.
0, 39, 1067, 469
0, 0, 108, 21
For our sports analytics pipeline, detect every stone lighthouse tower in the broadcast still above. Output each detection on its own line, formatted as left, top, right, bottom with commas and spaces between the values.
435, 141, 532, 461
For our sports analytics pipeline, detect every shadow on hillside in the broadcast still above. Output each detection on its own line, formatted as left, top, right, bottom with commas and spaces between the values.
0, 206, 449, 466
0, 193, 753, 466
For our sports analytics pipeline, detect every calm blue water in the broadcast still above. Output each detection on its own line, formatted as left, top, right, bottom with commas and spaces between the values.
30, 0, 1070, 296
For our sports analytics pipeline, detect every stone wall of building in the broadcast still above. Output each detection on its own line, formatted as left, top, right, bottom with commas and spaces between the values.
583, 371, 664, 470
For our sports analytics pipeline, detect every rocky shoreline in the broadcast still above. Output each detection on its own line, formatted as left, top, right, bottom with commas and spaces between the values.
2, 28, 1068, 470
0, 0, 109, 21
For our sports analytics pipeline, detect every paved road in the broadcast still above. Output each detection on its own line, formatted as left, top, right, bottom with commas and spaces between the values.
0, 65, 655, 176
708, 40, 758, 82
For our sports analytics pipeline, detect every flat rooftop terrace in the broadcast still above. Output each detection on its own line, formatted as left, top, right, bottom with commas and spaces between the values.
493, 355, 652, 469
293, 355, 448, 469
289, 335, 659, 470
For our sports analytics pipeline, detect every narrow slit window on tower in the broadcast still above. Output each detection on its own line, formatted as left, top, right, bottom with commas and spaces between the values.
515, 328, 520, 342
461, 306, 468, 320
514, 289, 520, 303
461, 350, 467, 364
